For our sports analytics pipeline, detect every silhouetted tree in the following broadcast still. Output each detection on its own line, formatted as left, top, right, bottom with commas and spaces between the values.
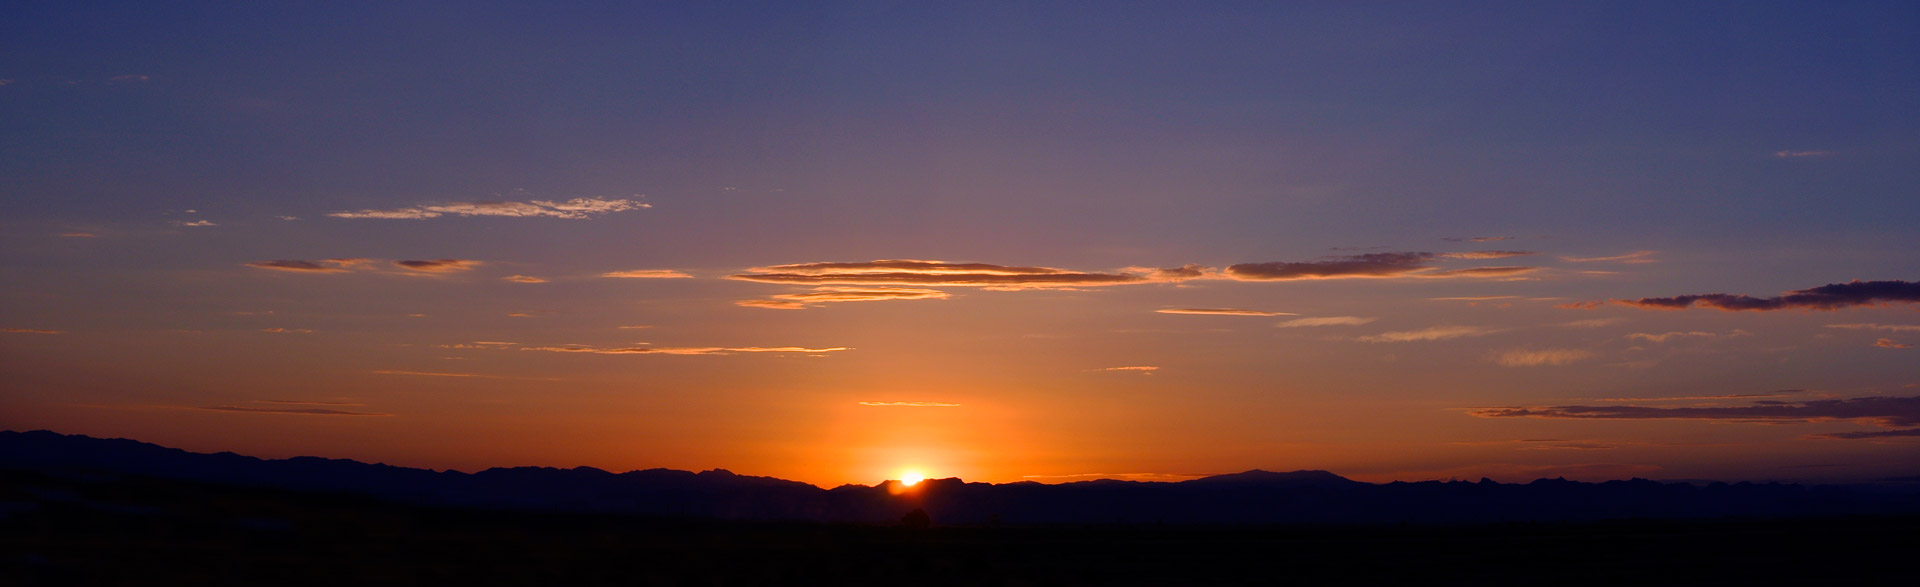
900, 508, 931, 529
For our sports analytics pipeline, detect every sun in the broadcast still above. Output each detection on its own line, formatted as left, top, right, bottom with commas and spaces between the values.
899, 470, 926, 486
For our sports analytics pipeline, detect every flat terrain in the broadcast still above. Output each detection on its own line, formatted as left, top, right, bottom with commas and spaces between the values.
1, 468, 1906, 586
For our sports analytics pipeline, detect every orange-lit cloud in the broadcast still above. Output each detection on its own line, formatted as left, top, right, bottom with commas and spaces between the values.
1606, 280, 1920, 311
1444, 236, 1517, 243
739, 287, 952, 309
246, 259, 372, 273
1562, 250, 1658, 263
328, 197, 648, 219
201, 405, 389, 416
1422, 266, 1541, 279
259, 328, 313, 334
1357, 325, 1497, 343
1439, 251, 1537, 260
502, 275, 548, 283
1828, 323, 1920, 333
1089, 365, 1159, 374
172, 220, 216, 227
730, 259, 1152, 289
601, 269, 692, 279
1155, 308, 1295, 317
394, 259, 480, 273
1492, 348, 1593, 367
1875, 338, 1912, 349
521, 345, 848, 355
372, 370, 489, 378
857, 401, 961, 407
58, 232, 97, 238
1626, 331, 1720, 343
2, 328, 64, 334
1274, 316, 1376, 328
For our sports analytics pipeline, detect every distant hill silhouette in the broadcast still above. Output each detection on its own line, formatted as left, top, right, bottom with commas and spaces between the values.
4, 430, 1916, 525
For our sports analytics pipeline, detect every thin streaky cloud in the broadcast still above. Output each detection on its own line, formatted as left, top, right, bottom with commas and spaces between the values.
1875, 339, 1913, 349
245, 259, 371, 273
1357, 325, 1498, 343
857, 401, 962, 407
736, 299, 809, 310
394, 259, 480, 273
1607, 280, 1920, 312
521, 345, 849, 355
749, 287, 952, 308
731, 259, 1152, 289
1422, 266, 1541, 279
1558, 318, 1622, 328
1156, 308, 1296, 317
373, 370, 488, 378
502, 275, 548, 283
1439, 251, 1537, 260
328, 197, 648, 220
58, 232, 97, 238
260, 328, 313, 334
1828, 323, 1920, 333
172, 220, 216, 227
260, 400, 366, 406
1275, 316, 1376, 328
1561, 250, 1658, 263
1774, 150, 1833, 158
1494, 348, 1594, 367
1443, 236, 1517, 243
1089, 365, 1160, 374
1468, 394, 1920, 430
1226, 252, 1539, 281
2, 328, 64, 334
1626, 331, 1719, 343
601, 269, 693, 279
1430, 296, 1520, 301
201, 405, 390, 416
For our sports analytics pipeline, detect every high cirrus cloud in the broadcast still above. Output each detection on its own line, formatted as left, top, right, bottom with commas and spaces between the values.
521, 345, 848, 355
1275, 316, 1376, 328
1605, 280, 1920, 312
328, 197, 648, 220
394, 259, 480, 273
246, 259, 372, 273
1492, 348, 1594, 367
1356, 325, 1498, 343
1225, 252, 1538, 281
1156, 308, 1296, 317
738, 287, 951, 310
729, 260, 1155, 290
601, 269, 693, 279
1469, 395, 1920, 439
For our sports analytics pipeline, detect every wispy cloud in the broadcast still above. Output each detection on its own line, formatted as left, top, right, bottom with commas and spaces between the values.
521, 345, 849, 355
1558, 318, 1622, 328
738, 287, 951, 309
171, 220, 217, 227
245, 259, 371, 273
3, 328, 64, 334
857, 401, 961, 407
502, 275, 548, 283
1606, 280, 1920, 312
394, 259, 480, 273
1275, 316, 1376, 328
730, 260, 1154, 289
601, 269, 692, 279
1561, 250, 1657, 263
1443, 236, 1517, 243
259, 328, 313, 334
1774, 150, 1832, 159
1626, 331, 1720, 343
1225, 252, 1538, 281
1493, 348, 1594, 367
1828, 323, 1920, 333
1440, 251, 1537, 260
1430, 295, 1520, 301
1155, 308, 1295, 317
1357, 326, 1498, 343
1469, 395, 1920, 439
201, 401, 389, 416
1089, 365, 1159, 374
372, 370, 490, 378
58, 232, 97, 238
329, 197, 648, 219
1875, 338, 1913, 349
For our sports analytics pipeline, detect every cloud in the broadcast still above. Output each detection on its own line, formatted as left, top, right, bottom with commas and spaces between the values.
1357, 326, 1498, 343
1774, 150, 1832, 158
857, 401, 962, 407
1440, 251, 1537, 260
1626, 331, 1718, 343
1608, 280, 1920, 312
1875, 338, 1912, 349
1155, 308, 1295, 317
735, 299, 809, 310
502, 275, 548, 283
1469, 395, 1920, 438
2, 328, 64, 334
1493, 348, 1594, 367
259, 328, 313, 334
201, 405, 389, 416
1431, 296, 1520, 301
601, 269, 692, 279
245, 259, 371, 273
394, 259, 480, 273
328, 197, 648, 220
1225, 252, 1537, 281
1828, 323, 1920, 333
521, 345, 849, 355
730, 260, 1152, 289
1089, 366, 1159, 374
1558, 318, 1622, 328
1275, 316, 1376, 328
1813, 428, 1920, 439
740, 287, 952, 309
58, 232, 97, 238
172, 220, 217, 227
1561, 251, 1658, 263
109, 74, 151, 83
373, 370, 489, 378
1444, 236, 1517, 243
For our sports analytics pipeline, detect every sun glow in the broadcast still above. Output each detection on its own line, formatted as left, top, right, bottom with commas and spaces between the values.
899, 470, 926, 486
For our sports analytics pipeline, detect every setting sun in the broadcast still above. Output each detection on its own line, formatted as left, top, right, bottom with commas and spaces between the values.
898, 471, 926, 486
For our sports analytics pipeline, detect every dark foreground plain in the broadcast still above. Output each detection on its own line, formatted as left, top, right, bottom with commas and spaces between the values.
2, 467, 1909, 586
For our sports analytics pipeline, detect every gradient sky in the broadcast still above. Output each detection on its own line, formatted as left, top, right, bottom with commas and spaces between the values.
4, 1, 1918, 487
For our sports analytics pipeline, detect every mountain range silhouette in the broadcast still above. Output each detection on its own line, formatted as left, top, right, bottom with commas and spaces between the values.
5, 430, 1915, 526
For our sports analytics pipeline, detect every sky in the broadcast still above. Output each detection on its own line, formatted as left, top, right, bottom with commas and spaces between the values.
3, 1, 1917, 487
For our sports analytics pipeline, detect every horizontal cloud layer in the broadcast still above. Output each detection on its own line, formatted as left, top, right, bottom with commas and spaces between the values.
1274, 316, 1376, 328
601, 269, 692, 279
1609, 280, 1920, 311
1156, 308, 1295, 317
521, 345, 848, 355
329, 197, 647, 219
1357, 325, 1497, 342
1493, 348, 1593, 367
394, 259, 479, 273
1470, 395, 1920, 438
730, 260, 1152, 289
245, 258, 370, 273
1226, 252, 1538, 281
857, 401, 961, 407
